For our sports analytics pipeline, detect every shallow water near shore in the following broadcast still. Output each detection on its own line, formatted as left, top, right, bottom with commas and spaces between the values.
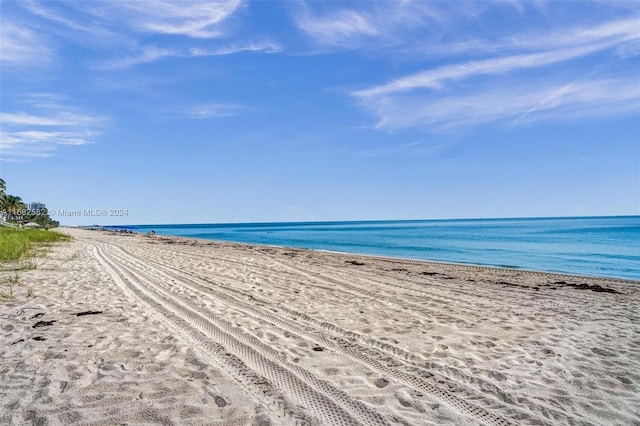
129, 216, 639, 281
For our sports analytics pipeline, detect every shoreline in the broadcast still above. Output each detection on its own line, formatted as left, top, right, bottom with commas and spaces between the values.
2, 227, 638, 425
97, 226, 639, 284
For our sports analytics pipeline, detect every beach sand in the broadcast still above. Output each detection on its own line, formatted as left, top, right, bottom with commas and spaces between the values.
1, 228, 638, 425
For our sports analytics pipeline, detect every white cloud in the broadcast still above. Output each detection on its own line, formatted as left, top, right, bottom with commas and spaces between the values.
293, 3, 639, 61
362, 77, 640, 131
23, 0, 105, 35
517, 17, 640, 51
113, 0, 243, 38
12, 130, 95, 145
616, 40, 640, 58
296, 8, 379, 46
184, 104, 241, 119
1, 113, 71, 127
9, 0, 270, 72
8, 0, 247, 71
24, 0, 243, 39
353, 40, 634, 99
101, 46, 180, 70
351, 14, 640, 131
0, 103, 106, 161
0, 20, 53, 65
294, 2, 442, 48
400, 16, 640, 59
190, 41, 281, 56
102, 40, 280, 70
0, 146, 55, 161
0, 111, 103, 126
1, 129, 96, 160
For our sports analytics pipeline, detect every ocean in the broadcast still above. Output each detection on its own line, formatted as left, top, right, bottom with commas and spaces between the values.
128, 216, 640, 281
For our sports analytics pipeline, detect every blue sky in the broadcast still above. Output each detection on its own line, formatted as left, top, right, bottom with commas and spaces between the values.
1, 0, 639, 226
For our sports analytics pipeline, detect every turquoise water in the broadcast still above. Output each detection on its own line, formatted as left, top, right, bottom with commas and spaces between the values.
127, 216, 640, 281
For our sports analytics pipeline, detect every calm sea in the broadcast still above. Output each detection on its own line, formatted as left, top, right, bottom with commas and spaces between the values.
128, 216, 640, 281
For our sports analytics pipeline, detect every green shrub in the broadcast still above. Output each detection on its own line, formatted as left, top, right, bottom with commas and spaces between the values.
0, 228, 69, 262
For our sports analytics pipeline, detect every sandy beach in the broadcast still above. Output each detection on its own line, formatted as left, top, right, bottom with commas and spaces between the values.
1, 227, 638, 425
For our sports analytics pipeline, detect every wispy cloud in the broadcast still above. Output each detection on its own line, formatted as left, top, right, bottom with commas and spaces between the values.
0, 20, 53, 66
510, 17, 640, 51
9, 130, 97, 146
23, 0, 106, 35
616, 39, 640, 58
353, 17, 640, 99
10, 0, 250, 71
296, 8, 379, 46
362, 77, 640, 131
0, 101, 107, 161
190, 41, 281, 56
294, 2, 441, 48
16, 0, 122, 52
0, 111, 102, 127
353, 42, 622, 99
5, 0, 278, 85
413, 16, 640, 58
352, 15, 640, 131
183, 103, 241, 119
108, 0, 242, 38
101, 40, 280, 70
101, 46, 180, 70
23, 0, 243, 39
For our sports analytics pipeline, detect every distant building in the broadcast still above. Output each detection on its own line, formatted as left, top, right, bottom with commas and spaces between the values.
27, 202, 46, 213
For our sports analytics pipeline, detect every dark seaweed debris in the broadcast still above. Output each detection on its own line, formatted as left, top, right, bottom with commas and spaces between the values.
553, 281, 620, 294
76, 311, 103, 317
32, 320, 56, 328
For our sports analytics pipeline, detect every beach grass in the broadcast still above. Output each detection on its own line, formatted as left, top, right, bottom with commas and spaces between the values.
0, 228, 70, 263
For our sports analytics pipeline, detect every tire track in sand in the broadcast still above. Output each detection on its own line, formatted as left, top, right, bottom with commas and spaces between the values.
91, 242, 388, 426
133, 242, 581, 425
102, 240, 518, 426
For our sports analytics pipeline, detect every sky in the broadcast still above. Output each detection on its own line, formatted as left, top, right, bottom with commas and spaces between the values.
1, 0, 639, 226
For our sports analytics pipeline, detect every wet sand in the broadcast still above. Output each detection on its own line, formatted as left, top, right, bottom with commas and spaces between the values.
1, 228, 638, 425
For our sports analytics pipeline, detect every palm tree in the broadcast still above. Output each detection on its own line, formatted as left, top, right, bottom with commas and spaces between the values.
3, 195, 25, 222
0, 178, 6, 211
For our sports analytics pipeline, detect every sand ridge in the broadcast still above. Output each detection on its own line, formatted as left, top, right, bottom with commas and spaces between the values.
1, 228, 638, 425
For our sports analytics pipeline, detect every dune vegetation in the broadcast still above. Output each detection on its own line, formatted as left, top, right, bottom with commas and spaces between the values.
0, 228, 70, 262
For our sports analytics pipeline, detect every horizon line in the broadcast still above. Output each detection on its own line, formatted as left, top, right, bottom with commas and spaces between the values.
75, 214, 640, 229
